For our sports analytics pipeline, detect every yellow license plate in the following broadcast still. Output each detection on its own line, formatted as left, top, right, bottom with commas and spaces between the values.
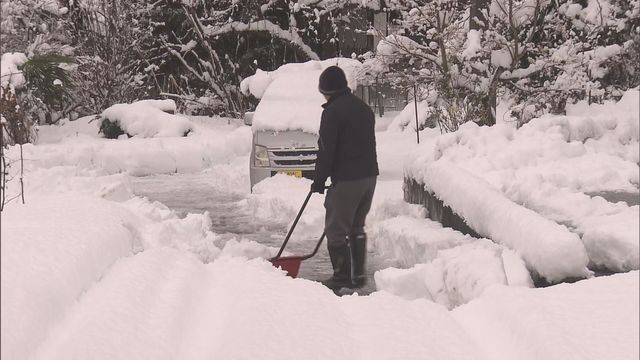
279, 170, 302, 178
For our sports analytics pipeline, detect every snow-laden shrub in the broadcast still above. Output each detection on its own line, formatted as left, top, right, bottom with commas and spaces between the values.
99, 100, 193, 139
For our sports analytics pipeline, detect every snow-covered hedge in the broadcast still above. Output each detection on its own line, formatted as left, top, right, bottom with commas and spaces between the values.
404, 89, 639, 277
100, 100, 193, 138
413, 161, 592, 282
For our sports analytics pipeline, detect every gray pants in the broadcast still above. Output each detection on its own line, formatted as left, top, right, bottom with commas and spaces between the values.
324, 176, 377, 247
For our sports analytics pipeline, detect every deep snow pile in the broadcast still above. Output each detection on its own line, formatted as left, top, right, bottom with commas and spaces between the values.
1, 196, 136, 360
406, 88, 640, 277
375, 239, 533, 308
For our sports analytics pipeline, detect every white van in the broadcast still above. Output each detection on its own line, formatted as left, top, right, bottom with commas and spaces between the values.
241, 59, 362, 189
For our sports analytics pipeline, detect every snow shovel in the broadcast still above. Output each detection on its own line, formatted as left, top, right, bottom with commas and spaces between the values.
270, 190, 325, 278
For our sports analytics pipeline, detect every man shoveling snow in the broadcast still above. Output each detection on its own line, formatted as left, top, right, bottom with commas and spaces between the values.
311, 66, 379, 291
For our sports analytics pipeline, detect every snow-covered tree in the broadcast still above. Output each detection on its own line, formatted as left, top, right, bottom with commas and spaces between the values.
63, 0, 155, 115
1, 0, 77, 125
365, 0, 639, 129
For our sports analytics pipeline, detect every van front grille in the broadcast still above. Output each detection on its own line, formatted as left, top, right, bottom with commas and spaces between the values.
273, 159, 316, 166
271, 149, 317, 157
269, 148, 317, 168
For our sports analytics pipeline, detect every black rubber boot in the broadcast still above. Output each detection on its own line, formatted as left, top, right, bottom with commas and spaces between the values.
322, 242, 352, 290
349, 234, 367, 288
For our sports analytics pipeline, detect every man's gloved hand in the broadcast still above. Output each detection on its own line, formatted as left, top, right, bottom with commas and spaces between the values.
310, 181, 325, 194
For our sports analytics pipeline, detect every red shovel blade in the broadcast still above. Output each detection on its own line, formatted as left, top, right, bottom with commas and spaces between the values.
270, 256, 303, 278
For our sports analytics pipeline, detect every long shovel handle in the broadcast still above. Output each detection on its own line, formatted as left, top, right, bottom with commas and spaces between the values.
274, 190, 313, 259
300, 232, 325, 260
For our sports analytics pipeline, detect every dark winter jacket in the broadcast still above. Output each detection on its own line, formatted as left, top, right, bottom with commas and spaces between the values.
314, 91, 379, 186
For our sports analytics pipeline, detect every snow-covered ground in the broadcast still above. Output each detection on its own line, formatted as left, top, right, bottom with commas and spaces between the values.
2, 94, 638, 359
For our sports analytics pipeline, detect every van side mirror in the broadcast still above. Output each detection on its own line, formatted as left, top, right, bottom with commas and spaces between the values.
244, 112, 254, 126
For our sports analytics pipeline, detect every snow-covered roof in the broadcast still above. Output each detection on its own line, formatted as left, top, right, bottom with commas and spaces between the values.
241, 58, 363, 133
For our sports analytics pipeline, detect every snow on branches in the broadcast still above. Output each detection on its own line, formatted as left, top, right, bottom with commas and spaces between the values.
367, 0, 639, 128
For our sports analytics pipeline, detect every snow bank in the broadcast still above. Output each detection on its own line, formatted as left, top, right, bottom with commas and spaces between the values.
36, 115, 102, 144
453, 271, 639, 360
410, 161, 591, 282
376, 239, 533, 309
122, 197, 221, 262
240, 58, 363, 133
405, 89, 639, 275
31, 248, 485, 360
369, 213, 475, 267
16, 121, 251, 177
504, 180, 640, 272
240, 174, 325, 238
101, 100, 192, 138
1, 195, 136, 360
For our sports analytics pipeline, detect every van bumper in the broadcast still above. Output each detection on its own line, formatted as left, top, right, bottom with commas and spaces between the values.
250, 166, 315, 189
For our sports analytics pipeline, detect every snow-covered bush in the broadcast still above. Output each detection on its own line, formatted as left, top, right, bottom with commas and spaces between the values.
99, 100, 193, 139
366, 0, 639, 128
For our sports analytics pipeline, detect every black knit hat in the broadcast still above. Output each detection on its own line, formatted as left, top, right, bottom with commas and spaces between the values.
318, 66, 349, 95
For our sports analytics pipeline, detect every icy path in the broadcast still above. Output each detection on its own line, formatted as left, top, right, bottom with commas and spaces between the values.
32, 248, 483, 360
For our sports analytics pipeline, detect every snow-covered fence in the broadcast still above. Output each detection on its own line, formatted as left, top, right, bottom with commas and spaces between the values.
404, 177, 479, 238
404, 162, 592, 284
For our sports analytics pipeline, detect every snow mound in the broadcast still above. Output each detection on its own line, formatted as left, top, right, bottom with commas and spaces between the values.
100, 100, 193, 138
14, 122, 251, 177
123, 197, 221, 262
412, 161, 592, 282
453, 271, 639, 360
240, 174, 325, 238
370, 214, 476, 267
30, 248, 484, 360
376, 239, 533, 309
36, 115, 102, 144
1, 195, 136, 360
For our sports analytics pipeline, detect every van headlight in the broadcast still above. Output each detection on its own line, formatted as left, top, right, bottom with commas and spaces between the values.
254, 145, 270, 167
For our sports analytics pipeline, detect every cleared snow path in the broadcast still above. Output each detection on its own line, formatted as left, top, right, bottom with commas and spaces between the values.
131, 173, 383, 294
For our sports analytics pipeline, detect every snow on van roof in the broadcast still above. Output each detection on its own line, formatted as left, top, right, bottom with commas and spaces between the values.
241, 58, 363, 134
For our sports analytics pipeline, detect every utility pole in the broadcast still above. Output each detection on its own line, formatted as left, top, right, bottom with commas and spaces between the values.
413, 83, 420, 144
